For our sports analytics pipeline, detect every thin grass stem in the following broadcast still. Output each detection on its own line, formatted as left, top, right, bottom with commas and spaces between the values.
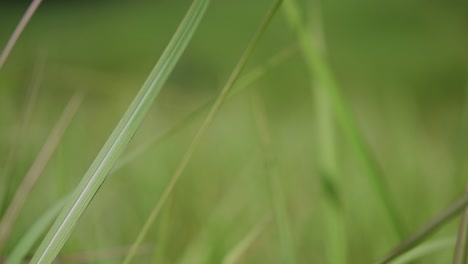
282, 0, 405, 238
378, 193, 468, 263
251, 93, 297, 264
29, 0, 210, 263
0, 92, 82, 252
0, 0, 44, 71
122, 1, 283, 263
222, 215, 270, 264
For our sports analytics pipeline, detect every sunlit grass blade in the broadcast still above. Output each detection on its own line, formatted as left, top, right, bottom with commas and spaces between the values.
0, 92, 82, 252
0, 0, 43, 71
114, 44, 297, 172
29, 1, 210, 263
282, 0, 405, 238
251, 93, 296, 264
1, 52, 47, 215
222, 215, 270, 264
123, 1, 283, 263
7, 198, 66, 264
452, 80, 468, 263
391, 237, 454, 264
378, 194, 468, 263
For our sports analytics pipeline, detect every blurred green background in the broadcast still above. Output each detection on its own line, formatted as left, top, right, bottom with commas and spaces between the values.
0, 0, 468, 263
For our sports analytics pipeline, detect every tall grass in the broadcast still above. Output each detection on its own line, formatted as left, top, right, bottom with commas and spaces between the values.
29, 0, 210, 262
123, 1, 283, 262
282, 0, 405, 239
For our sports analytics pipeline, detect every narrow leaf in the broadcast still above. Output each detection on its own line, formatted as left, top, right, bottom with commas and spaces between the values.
29, 0, 210, 263
123, 1, 283, 263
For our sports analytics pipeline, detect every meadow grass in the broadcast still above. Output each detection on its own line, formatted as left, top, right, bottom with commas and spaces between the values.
0, 0, 467, 263
29, 0, 210, 262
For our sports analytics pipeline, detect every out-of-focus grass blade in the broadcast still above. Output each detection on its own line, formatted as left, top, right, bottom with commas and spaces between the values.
282, 0, 405, 238
293, 0, 347, 262
1, 52, 46, 215
7, 198, 67, 264
0, 92, 82, 252
222, 215, 270, 264
0, 0, 44, 71
29, 0, 210, 263
251, 94, 296, 264
378, 194, 468, 263
391, 237, 454, 264
452, 79, 468, 263
123, 1, 283, 263
114, 44, 297, 172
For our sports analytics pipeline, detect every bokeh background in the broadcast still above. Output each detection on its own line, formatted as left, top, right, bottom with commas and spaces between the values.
1, 0, 468, 263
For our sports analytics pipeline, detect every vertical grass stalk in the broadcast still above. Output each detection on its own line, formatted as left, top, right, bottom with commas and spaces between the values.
29, 0, 210, 263
282, 0, 405, 238
123, 1, 283, 263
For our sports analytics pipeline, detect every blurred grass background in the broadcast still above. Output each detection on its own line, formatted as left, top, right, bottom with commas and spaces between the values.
0, 0, 467, 263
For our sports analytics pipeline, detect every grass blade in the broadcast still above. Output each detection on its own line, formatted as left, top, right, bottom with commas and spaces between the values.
222, 215, 270, 264
6, 198, 67, 264
251, 93, 297, 264
29, 0, 210, 263
0, 92, 82, 252
1, 51, 46, 215
282, 0, 405, 238
115, 44, 297, 172
122, 1, 283, 263
0, 0, 43, 71
378, 193, 468, 263
391, 237, 454, 264
452, 79, 468, 263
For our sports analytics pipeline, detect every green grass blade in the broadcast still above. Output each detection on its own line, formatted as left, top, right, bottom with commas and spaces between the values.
378, 194, 468, 263
114, 44, 297, 172
122, 1, 283, 263
251, 94, 296, 264
7, 198, 67, 264
297, 1, 346, 262
29, 0, 210, 263
0, 92, 82, 252
222, 215, 270, 264
391, 237, 454, 264
0, 0, 43, 71
452, 79, 468, 263
282, 0, 405, 238
1, 52, 46, 216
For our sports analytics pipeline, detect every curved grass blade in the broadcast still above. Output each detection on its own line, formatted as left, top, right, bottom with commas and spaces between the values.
29, 0, 210, 263
7, 198, 67, 264
378, 194, 468, 264
122, 1, 283, 263
282, 0, 405, 238
0, 92, 83, 252
0, 0, 44, 71
391, 237, 454, 264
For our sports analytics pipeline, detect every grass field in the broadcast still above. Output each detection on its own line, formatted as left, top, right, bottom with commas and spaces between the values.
0, 0, 467, 263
